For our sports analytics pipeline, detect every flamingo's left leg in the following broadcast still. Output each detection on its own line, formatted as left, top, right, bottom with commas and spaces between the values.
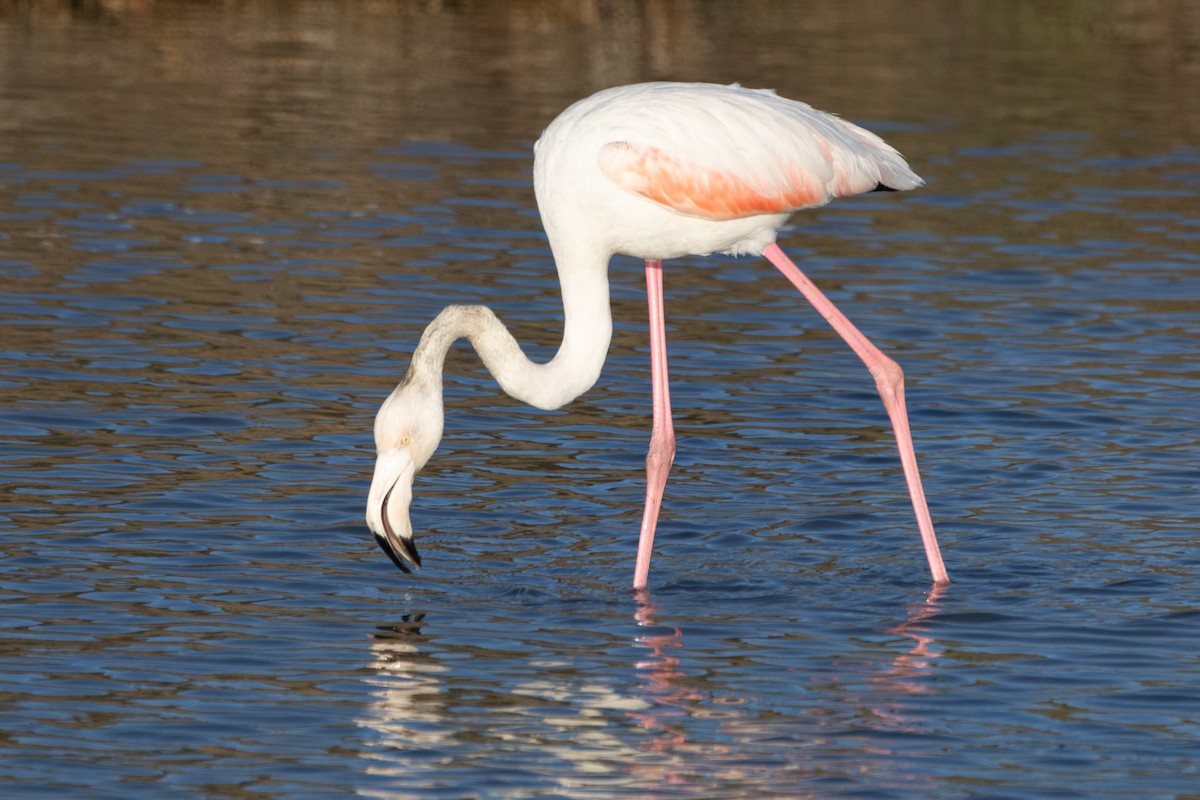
762, 243, 949, 585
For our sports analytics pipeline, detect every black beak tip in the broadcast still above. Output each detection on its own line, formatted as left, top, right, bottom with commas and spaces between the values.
406, 539, 423, 567
378, 479, 422, 574
373, 532, 414, 574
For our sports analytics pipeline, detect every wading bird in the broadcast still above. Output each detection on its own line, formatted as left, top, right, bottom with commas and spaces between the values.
366, 82, 949, 590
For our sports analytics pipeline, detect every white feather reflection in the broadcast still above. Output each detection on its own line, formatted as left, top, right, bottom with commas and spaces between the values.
355, 618, 451, 753
355, 612, 649, 798
354, 591, 946, 798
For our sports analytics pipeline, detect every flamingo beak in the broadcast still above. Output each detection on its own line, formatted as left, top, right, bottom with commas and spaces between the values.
365, 450, 422, 573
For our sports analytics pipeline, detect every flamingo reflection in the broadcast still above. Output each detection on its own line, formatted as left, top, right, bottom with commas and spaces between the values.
623, 585, 947, 792
628, 592, 707, 753
881, 582, 947, 694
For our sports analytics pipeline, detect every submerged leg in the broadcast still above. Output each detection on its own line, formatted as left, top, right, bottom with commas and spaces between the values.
762, 242, 949, 585
633, 259, 676, 590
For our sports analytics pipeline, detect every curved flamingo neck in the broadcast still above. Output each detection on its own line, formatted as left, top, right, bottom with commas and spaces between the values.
408, 242, 613, 411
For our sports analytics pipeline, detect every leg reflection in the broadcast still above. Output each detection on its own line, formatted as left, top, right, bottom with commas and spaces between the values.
628, 591, 706, 753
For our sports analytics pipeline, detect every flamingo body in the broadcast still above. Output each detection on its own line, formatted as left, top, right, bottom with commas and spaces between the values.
367, 82, 948, 589
534, 83, 919, 258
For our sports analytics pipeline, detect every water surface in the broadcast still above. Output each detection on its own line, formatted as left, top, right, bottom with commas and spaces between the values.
2, 2, 1199, 798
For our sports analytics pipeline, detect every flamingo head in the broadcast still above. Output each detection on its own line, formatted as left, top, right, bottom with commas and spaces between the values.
365, 376, 443, 573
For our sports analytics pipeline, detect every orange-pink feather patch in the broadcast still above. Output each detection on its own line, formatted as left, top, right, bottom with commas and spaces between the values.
599, 142, 830, 221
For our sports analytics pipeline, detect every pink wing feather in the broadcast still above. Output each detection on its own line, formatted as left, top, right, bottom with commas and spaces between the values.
598, 142, 829, 221
596, 85, 919, 222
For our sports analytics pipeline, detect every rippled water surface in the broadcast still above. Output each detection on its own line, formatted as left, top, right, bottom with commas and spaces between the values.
2, 2, 1199, 798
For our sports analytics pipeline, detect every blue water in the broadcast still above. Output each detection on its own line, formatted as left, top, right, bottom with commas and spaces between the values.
2, 3, 1199, 798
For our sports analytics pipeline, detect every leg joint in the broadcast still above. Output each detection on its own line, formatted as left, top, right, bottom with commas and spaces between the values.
869, 352, 905, 404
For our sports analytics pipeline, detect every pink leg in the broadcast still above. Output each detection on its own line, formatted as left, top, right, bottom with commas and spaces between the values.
633, 259, 676, 590
762, 243, 950, 585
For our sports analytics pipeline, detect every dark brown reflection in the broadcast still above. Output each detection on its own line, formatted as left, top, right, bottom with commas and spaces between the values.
3, 1, 1197, 160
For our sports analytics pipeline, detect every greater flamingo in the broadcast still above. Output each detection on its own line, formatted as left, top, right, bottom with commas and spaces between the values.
366, 82, 949, 590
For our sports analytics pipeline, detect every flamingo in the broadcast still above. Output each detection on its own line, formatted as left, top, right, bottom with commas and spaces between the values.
366, 82, 949, 590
